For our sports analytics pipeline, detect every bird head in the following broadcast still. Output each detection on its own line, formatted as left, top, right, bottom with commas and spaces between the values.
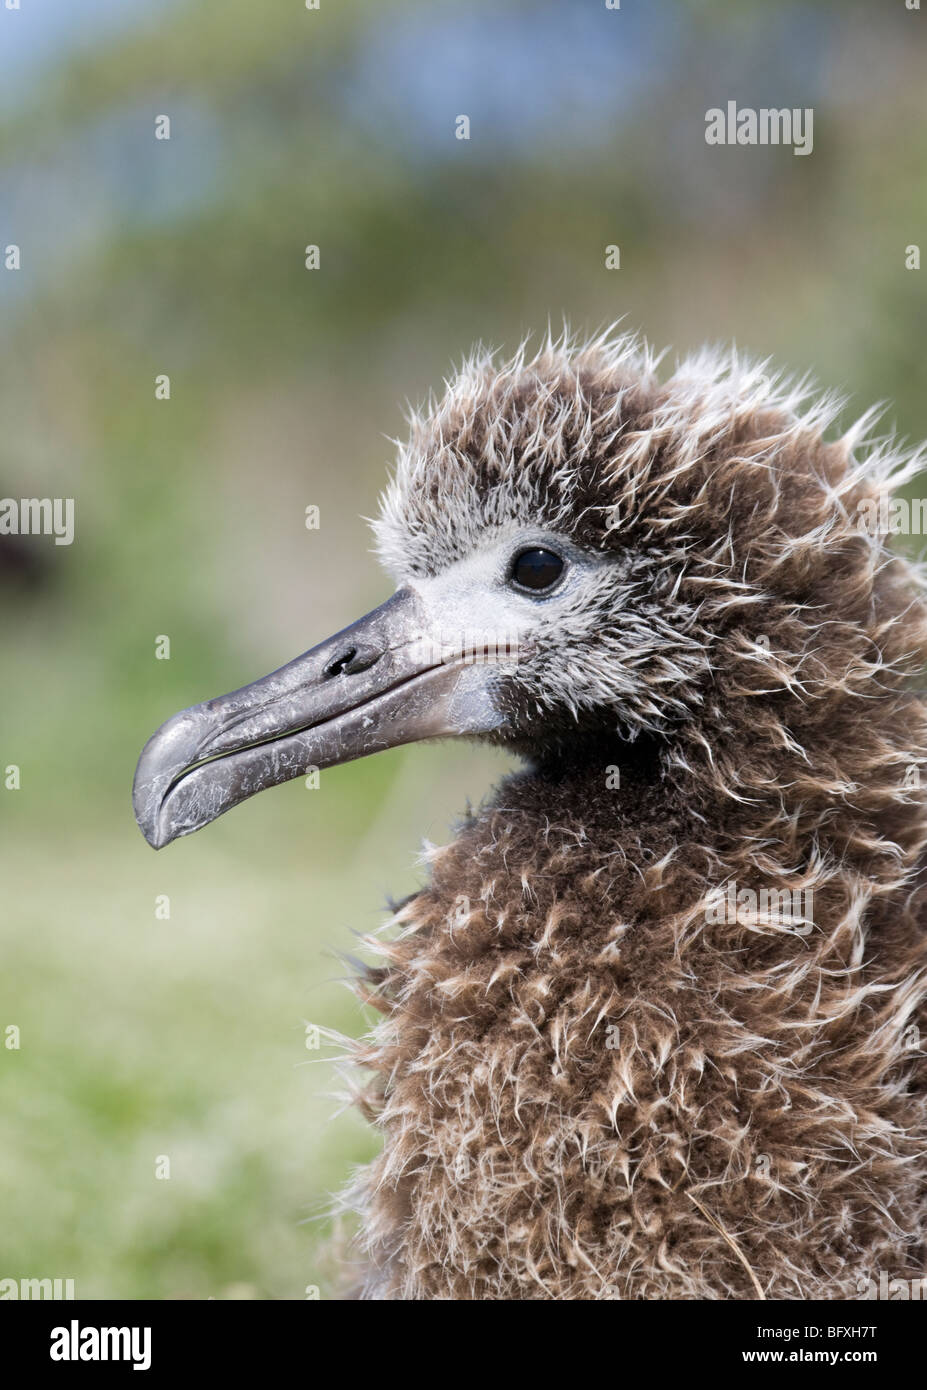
134, 330, 925, 848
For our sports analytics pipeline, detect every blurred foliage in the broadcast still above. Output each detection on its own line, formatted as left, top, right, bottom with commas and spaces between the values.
1, 0, 925, 1297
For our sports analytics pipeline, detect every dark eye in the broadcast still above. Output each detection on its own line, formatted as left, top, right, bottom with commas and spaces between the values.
510, 548, 565, 592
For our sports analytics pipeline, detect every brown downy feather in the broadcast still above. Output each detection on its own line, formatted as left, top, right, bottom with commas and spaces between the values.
336, 333, 927, 1299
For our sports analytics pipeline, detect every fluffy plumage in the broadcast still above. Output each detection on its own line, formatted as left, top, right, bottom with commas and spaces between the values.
341, 329, 927, 1299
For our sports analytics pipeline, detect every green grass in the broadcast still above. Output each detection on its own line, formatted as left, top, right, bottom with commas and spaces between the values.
0, 745, 509, 1298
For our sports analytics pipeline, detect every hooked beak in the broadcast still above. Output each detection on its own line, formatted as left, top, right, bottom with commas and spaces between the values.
133, 587, 505, 849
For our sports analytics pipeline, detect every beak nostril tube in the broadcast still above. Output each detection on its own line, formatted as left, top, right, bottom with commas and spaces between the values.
324, 644, 381, 679
324, 647, 357, 679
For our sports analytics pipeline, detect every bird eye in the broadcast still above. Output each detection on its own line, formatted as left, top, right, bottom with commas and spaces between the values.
510, 548, 565, 593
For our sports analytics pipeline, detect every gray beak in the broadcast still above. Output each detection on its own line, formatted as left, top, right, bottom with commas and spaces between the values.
133, 587, 500, 849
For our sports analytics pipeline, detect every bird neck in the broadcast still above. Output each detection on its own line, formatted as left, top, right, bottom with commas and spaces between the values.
501, 691, 927, 903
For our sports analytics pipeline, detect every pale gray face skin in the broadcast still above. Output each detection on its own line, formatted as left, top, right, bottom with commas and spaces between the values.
408, 524, 618, 666
133, 526, 629, 850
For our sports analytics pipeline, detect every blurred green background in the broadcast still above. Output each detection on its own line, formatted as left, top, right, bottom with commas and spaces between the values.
1, 0, 924, 1299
